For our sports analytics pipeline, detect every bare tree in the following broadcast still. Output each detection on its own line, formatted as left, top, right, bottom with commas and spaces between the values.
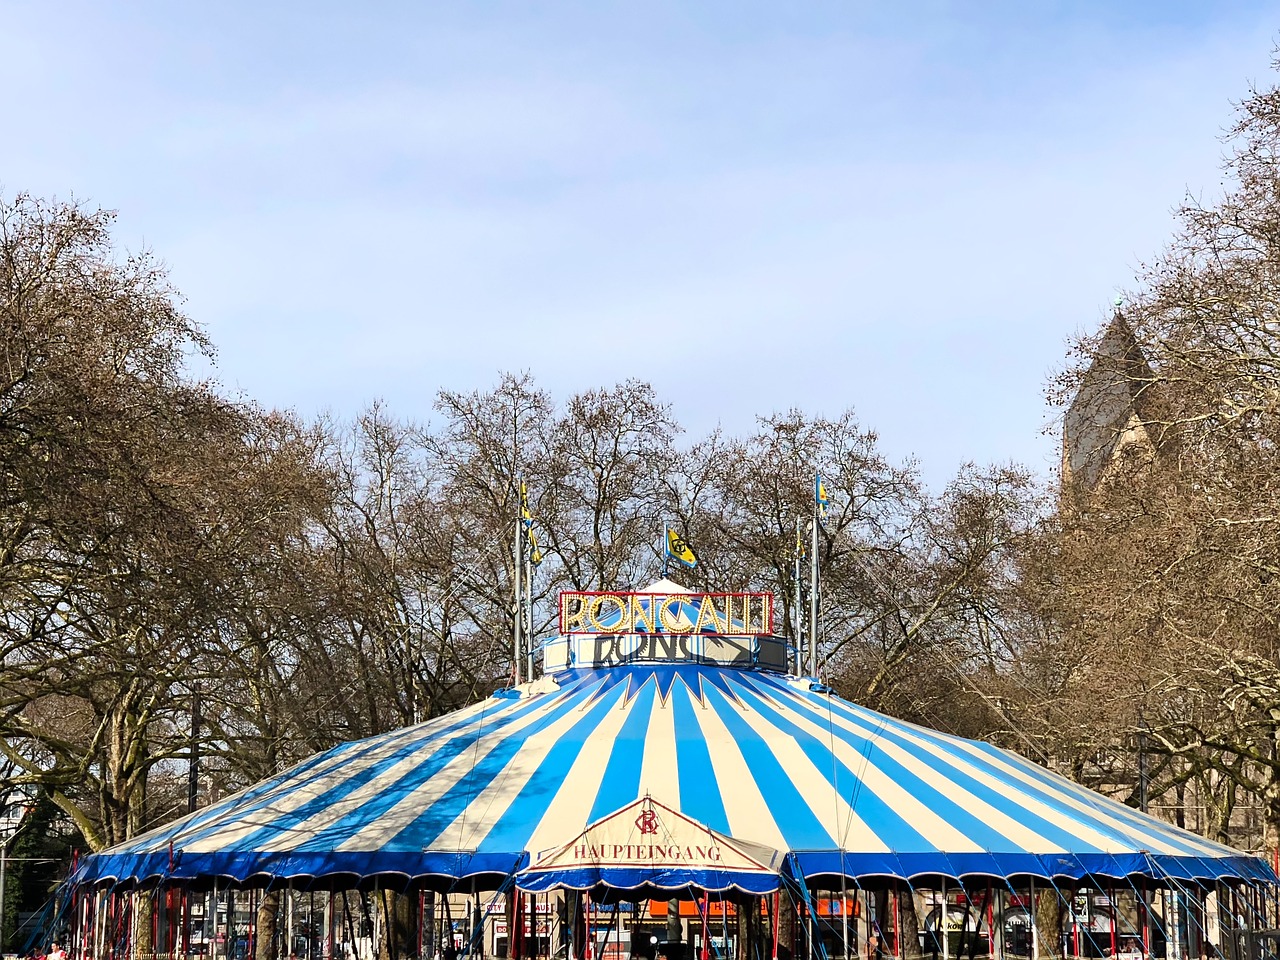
1044, 65, 1280, 849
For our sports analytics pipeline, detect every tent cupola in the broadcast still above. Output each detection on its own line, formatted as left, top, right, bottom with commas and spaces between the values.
544, 578, 790, 673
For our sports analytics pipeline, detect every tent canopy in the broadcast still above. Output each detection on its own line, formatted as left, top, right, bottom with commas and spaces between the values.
75, 632, 1273, 891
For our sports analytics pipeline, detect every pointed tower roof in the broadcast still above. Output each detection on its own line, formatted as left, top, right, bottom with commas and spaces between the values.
1063, 310, 1158, 489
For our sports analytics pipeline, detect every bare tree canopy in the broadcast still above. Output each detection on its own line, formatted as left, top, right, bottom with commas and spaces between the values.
1045, 66, 1280, 849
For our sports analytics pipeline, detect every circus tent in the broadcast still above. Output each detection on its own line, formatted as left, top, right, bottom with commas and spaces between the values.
71, 582, 1273, 895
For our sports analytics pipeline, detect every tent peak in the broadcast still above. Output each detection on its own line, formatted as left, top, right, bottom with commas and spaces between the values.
637, 576, 692, 594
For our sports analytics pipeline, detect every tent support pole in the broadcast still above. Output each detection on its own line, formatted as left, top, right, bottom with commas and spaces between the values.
985, 884, 994, 960
893, 882, 900, 960
722, 891, 727, 960
254, 887, 262, 960
941, 878, 949, 960
343, 890, 360, 960
700, 890, 710, 960
792, 868, 816, 960
327, 891, 335, 960
1029, 880, 1038, 960
1072, 892, 1080, 959
988, 890, 998, 960
807, 886, 813, 960
841, 874, 849, 960
1142, 881, 1151, 960
1108, 886, 1116, 960
773, 892, 780, 960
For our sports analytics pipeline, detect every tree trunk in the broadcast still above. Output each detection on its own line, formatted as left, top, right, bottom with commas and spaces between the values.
778, 892, 796, 960
898, 888, 921, 960
1262, 770, 1280, 867
377, 890, 416, 960
133, 892, 154, 960
257, 890, 282, 960
667, 900, 683, 949
1034, 889, 1064, 960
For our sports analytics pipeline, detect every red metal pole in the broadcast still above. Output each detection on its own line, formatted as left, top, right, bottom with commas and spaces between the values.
700, 894, 709, 960
86, 888, 94, 960
70, 887, 78, 960
329, 892, 336, 960
986, 884, 994, 960
1140, 884, 1149, 959
516, 891, 524, 960
1108, 888, 1116, 960
772, 893, 780, 960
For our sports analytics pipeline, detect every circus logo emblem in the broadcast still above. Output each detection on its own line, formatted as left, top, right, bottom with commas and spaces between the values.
525, 798, 782, 876
635, 808, 660, 835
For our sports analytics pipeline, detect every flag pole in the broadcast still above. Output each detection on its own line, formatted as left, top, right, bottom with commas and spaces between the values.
525, 533, 535, 681
793, 516, 803, 677
662, 524, 670, 579
513, 515, 523, 686
809, 478, 820, 679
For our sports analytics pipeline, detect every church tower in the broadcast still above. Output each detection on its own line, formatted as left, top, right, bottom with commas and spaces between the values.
1062, 310, 1163, 490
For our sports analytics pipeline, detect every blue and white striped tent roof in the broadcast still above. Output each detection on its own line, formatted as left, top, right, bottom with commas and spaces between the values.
76, 641, 1271, 893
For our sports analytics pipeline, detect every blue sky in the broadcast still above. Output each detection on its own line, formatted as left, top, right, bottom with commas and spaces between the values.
4, 2, 1276, 488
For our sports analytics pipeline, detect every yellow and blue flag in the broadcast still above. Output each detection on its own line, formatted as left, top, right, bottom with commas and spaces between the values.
519, 479, 545, 567
665, 527, 698, 569
519, 479, 534, 529
816, 473, 830, 520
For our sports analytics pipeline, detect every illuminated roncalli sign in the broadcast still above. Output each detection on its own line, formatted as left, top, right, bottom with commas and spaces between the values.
559, 591, 773, 636
545, 588, 786, 670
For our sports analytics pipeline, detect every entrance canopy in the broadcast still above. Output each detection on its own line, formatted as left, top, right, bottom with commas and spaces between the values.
519, 797, 783, 894
74, 651, 1273, 891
